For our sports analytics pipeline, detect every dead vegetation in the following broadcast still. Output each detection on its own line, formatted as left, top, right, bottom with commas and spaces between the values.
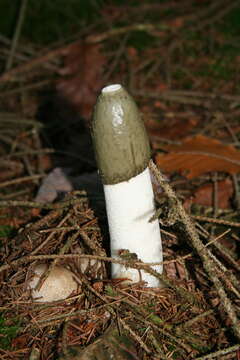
0, 1, 240, 359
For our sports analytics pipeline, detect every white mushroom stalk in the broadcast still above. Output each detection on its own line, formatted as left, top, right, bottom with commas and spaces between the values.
92, 84, 162, 287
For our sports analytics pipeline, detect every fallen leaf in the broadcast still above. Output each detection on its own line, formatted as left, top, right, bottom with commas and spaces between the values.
156, 135, 240, 178
184, 178, 234, 209
57, 41, 106, 120
146, 116, 198, 146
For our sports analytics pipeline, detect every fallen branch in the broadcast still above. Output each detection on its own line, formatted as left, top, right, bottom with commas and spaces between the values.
149, 160, 240, 340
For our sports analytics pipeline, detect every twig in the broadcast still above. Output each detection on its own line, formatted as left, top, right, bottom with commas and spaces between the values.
193, 0, 239, 33
0, 148, 54, 159
195, 344, 240, 360
0, 174, 44, 189
36, 303, 111, 324
149, 160, 240, 340
86, 23, 167, 44
119, 318, 152, 354
0, 43, 71, 83
0, 24, 166, 84
132, 311, 192, 354
0, 253, 202, 308
80, 271, 152, 354
115, 1, 191, 16
103, 33, 129, 81
69, 217, 105, 255
0, 196, 87, 210
30, 213, 72, 258
208, 250, 240, 295
162, 90, 240, 102
0, 114, 42, 127
134, 89, 240, 107
47, 228, 81, 271
182, 0, 227, 24
5, 0, 29, 71
0, 79, 53, 98
0, 254, 160, 274
180, 310, 214, 329
134, 89, 207, 106
0, 188, 32, 200
212, 241, 240, 272
204, 229, 231, 248
192, 215, 240, 228
147, 331, 169, 359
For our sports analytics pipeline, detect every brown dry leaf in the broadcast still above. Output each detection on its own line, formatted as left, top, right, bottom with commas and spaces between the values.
57, 41, 106, 120
156, 135, 240, 178
184, 178, 234, 209
147, 117, 197, 146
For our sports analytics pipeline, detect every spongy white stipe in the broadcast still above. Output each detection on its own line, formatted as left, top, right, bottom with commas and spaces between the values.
102, 84, 122, 93
104, 167, 163, 287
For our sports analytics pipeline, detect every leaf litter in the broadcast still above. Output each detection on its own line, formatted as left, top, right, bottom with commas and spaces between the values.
0, 1, 240, 359
156, 135, 240, 178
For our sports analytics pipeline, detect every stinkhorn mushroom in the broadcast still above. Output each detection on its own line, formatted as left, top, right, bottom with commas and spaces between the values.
92, 84, 162, 287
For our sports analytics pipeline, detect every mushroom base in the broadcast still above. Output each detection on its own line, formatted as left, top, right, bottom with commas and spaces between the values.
104, 167, 163, 287
28, 264, 78, 302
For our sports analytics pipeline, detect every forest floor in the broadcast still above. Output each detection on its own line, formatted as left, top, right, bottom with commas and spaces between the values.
0, 1, 240, 359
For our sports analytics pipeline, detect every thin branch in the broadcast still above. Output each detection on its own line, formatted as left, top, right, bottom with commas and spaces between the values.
0, 196, 87, 210
149, 160, 240, 340
0, 174, 44, 189
192, 215, 240, 228
5, 0, 29, 71
195, 344, 240, 360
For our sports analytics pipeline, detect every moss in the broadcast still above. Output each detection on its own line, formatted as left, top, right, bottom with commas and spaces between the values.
0, 225, 15, 238
0, 314, 21, 350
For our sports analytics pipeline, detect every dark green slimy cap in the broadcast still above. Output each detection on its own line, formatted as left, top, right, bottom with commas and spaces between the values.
92, 84, 151, 185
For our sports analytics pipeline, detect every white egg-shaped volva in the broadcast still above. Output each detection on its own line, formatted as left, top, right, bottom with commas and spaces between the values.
28, 264, 78, 302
